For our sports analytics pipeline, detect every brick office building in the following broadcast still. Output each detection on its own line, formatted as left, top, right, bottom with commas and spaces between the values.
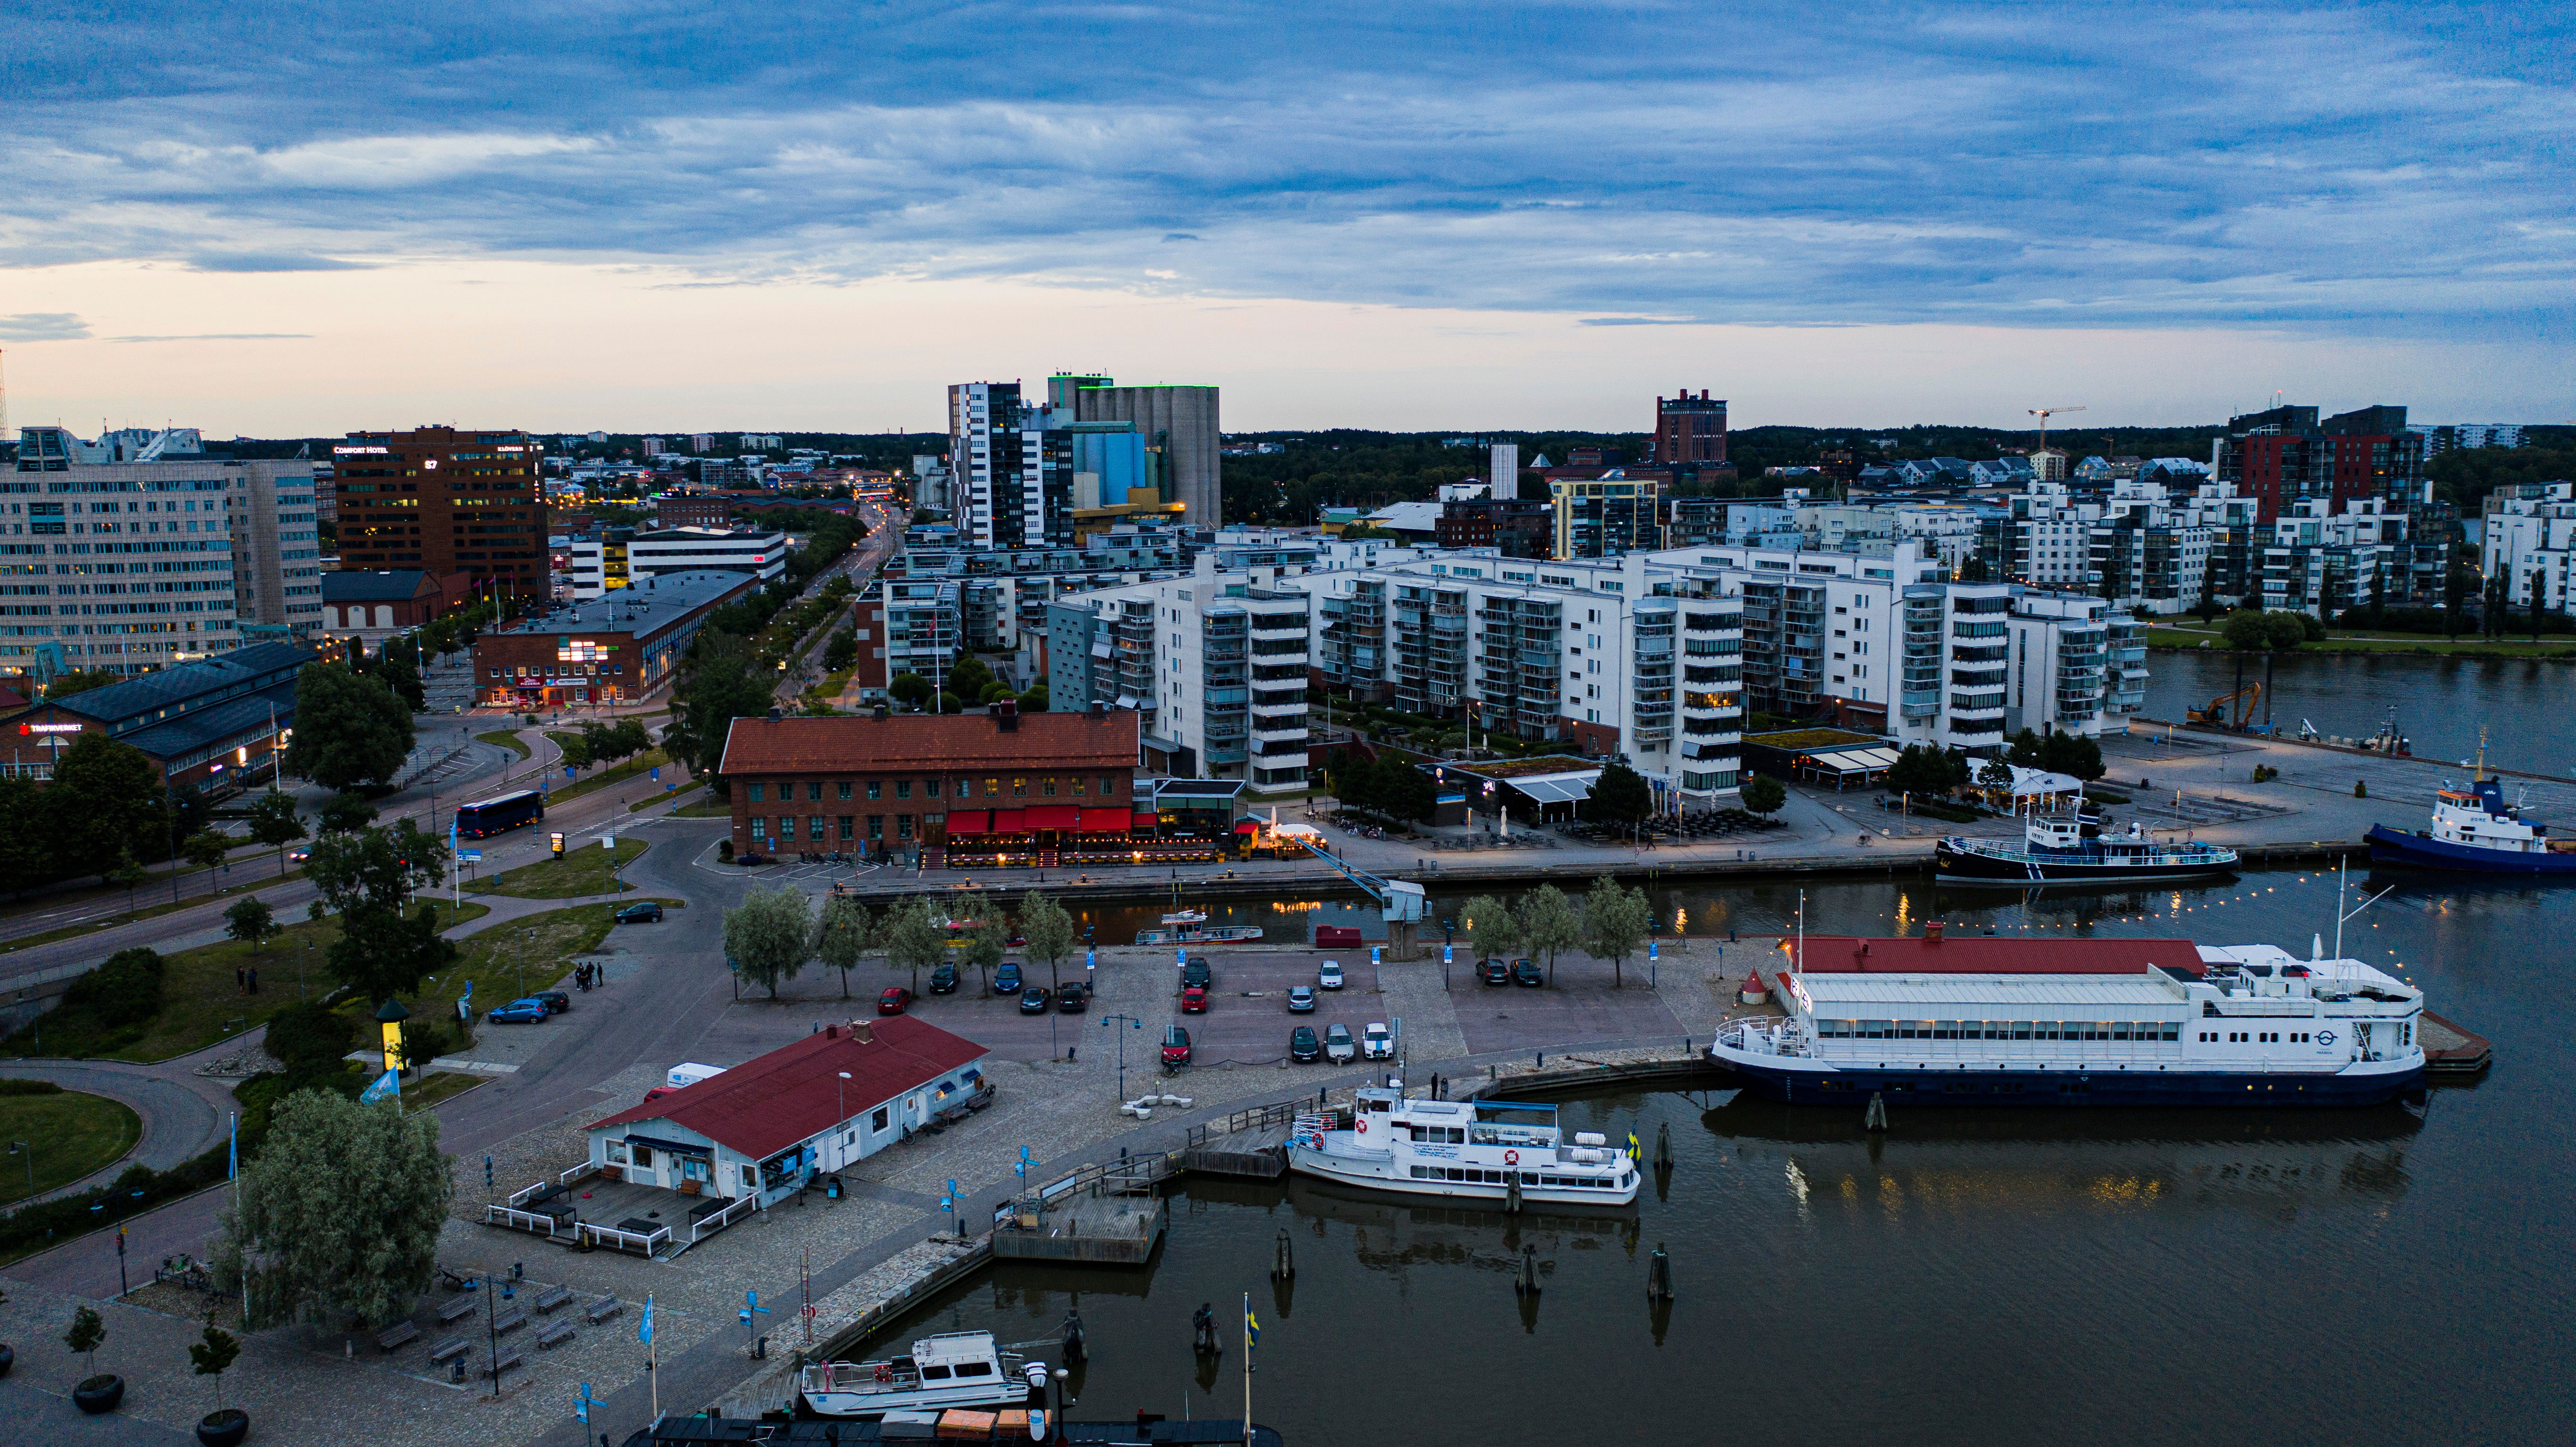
332, 427, 549, 598
719, 704, 1155, 866
470, 568, 756, 710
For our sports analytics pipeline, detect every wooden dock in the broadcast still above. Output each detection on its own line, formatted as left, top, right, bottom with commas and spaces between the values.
991, 1151, 1179, 1266
1181, 1101, 1300, 1179
2421, 1011, 2493, 1074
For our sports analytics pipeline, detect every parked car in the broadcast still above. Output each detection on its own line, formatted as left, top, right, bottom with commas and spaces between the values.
1180, 985, 1209, 1013
1362, 1022, 1394, 1059
1319, 961, 1346, 990
1323, 1023, 1357, 1063
287, 848, 311, 864
487, 997, 550, 1024
1181, 960, 1214, 989
1057, 981, 1089, 1012
1478, 957, 1511, 986
1288, 1026, 1321, 1063
1161, 1025, 1193, 1066
1285, 985, 1316, 1013
735, 852, 775, 866
878, 986, 913, 1015
928, 962, 959, 994
534, 991, 570, 1015
1019, 986, 1051, 1014
1512, 958, 1545, 987
614, 901, 663, 923
995, 962, 1024, 995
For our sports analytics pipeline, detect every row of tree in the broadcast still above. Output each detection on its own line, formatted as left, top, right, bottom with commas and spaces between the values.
723, 888, 1081, 997
1457, 876, 1657, 987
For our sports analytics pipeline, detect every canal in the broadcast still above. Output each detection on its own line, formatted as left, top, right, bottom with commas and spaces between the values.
884, 869, 2574, 1445
2143, 646, 2576, 775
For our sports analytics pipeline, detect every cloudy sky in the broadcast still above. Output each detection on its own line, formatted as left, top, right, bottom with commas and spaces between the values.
1, 1, 2569, 435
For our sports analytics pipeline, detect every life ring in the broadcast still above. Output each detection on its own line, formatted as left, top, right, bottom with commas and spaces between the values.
1503, 1149, 1519, 1166
875, 1364, 893, 1384
1355, 1117, 1367, 1135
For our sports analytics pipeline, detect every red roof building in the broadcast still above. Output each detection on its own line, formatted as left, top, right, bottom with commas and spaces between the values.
584, 1016, 988, 1201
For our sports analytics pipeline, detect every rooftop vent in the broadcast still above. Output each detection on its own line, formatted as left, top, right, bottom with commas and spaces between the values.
767, 705, 782, 723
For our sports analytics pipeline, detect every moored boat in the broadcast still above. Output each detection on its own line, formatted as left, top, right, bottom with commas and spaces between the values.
2365, 763, 2576, 874
798, 1331, 1043, 1419
1134, 923, 1265, 945
1288, 1091, 1639, 1204
1936, 807, 2237, 886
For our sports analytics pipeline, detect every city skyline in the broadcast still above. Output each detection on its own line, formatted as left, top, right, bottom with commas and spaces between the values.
2, 2, 2569, 432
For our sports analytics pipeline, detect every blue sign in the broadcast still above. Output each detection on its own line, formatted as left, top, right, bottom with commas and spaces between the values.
1371, 945, 1382, 968
1649, 939, 1659, 962
1442, 944, 1453, 965
650, 766, 661, 781
564, 765, 576, 780
459, 849, 482, 863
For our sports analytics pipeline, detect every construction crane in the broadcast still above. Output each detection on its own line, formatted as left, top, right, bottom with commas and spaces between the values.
1283, 832, 1428, 958
2187, 682, 2262, 731
2028, 405, 2086, 470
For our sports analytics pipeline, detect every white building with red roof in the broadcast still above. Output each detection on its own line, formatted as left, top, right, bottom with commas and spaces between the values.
585, 1016, 989, 1204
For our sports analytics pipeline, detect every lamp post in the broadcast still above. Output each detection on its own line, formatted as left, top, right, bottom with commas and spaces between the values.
1099, 1014, 1144, 1102
836, 1071, 851, 1168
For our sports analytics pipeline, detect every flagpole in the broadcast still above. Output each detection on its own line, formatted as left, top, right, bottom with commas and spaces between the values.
1241, 1290, 1252, 1447
646, 1292, 659, 1421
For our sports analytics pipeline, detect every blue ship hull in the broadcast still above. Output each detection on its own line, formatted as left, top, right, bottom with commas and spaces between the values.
1727, 1060, 2423, 1108
2365, 824, 2576, 874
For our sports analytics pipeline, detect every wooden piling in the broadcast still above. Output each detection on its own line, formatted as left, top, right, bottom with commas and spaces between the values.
1270, 1228, 1295, 1281
1514, 1242, 1540, 1296
1062, 1309, 1086, 1364
1865, 1091, 1888, 1133
1647, 1243, 1674, 1302
1652, 1121, 1673, 1170
1504, 1172, 1522, 1215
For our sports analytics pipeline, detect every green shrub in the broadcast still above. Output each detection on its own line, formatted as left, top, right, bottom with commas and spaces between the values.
261, 999, 356, 1070
0, 1078, 64, 1097
60, 947, 166, 1028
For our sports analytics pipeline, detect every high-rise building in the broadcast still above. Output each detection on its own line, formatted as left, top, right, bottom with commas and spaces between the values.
1550, 476, 1665, 557
2214, 403, 2426, 525
1068, 378, 1221, 527
228, 464, 323, 641
333, 428, 548, 597
1489, 443, 1520, 500
1650, 390, 1727, 469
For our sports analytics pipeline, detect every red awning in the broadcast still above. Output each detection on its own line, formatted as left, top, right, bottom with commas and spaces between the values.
946, 810, 991, 836
1233, 821, 1258, 834
1025, 805, 1081, 830
990, 810, 1028, 833
1079, 807, 1132, 831
1131, 811, 1159, 830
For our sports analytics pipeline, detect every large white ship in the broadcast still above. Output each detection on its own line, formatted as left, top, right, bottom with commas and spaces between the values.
1709, 925, 2426, 1107
1288, 1090, 1640, 1205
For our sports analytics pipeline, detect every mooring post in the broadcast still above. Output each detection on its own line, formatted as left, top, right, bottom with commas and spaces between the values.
1652, 1121, 1673, 1170
1865, 1091, 1888, 1133
1504, 1171, 1522, 1215
1271, 1228, 1295, 1281
1514, 1242, 1540, 1296
1062, 1308, 1086, 1364
1648, 1242, 1675, 1301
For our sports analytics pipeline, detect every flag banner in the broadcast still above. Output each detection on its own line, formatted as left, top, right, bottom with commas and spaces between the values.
640, 1294, 655, 1344
360, 1069, 402, 1104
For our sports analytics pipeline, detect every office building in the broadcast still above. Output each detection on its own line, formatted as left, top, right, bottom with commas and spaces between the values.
1550, 475, 1665, 557
332, 427, 548, 597
1066, 378, 1222, 527
229, 465, 323, 641
0, 641, 305, 790
471, 569, 759, 709
624, 526, 789, 584
319, 569, 474, 650
1650, 390, 1727, 469
564, 529, 635, 600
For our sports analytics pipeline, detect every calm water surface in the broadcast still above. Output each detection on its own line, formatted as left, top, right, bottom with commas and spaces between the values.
2142, 648, 2576, 775
886, 870, 2572, 1446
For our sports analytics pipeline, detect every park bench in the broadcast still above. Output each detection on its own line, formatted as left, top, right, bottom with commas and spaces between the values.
536, 1320, 577, 1350
536, 1285, 574, 1314
375, 1321, 421, 1353
490, 1308, 528, 1336
438, 1296, 477, 1324
427, 1338, 471, 1366
487, 1348, 526, 1381
586, 1295, 623, 1324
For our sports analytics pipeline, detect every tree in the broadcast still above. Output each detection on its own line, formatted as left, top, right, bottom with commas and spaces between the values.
2039, 731, 2105, 782
286, 664, 413, 791
183, 830, 231, 878
1020, 892, 1076, 988
1582, 875, 1651, 988
823, 628, 859, 672
880, 897, 945, 994
261, 999, 356, 1075
723, 884, 811, 998
366, 641, 424, 712
47, 733, 165, 882
190, 1320, 241, 1420
62, 946, 165, 1029
1740, 774, 1787, 818
1461, 895, 1522, 961
43, 668, 121, 702
1516, 884, 1580, 986
1018, 683, 1051, 714
317, 791, 377, 834
813, 893, 871, 998
2005, 729, 2045, 767
557, 730, 593, 771
1977, 756, 2016, 791
213, 1088, 454, 1332
308, 822, 453, 1002
224, 896, 279, 953
2221, 608, 2273, 652
947, 655, 997, 703
963, 912, 1008, 994
1587, 761, 1654, 838
107, 850, 149, 915
887, 673, 933, 710
64, 1304, 106, 1384
246, 789, 306, 876
1376, 759, 1435, 823
666, 632, 772, 777
1885, 746, 1951, 798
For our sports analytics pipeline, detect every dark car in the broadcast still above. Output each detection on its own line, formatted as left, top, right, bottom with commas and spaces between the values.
1180, 985, 1209, 1013
487, 997, 550, 1024
1512, 958, 1545, 987
1057, 981, 1089, 1012
534, 991, 570, 1015
615, 901, 663, 924
735, 852, 775, 866
878, 986, 913, 1015
1161, 1025, 1192, 1066
1181, 961, 1213, 990
995, 962, 1024, 995
1019, 986, 1051, 1014
1478, 957, 1511, 986
1288, 1025, 1321, 1063
928, 962, 959, 994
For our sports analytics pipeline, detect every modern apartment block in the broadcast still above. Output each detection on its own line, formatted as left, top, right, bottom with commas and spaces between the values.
332, 427, 547, 596
1550, 476, 1665, 558
2409, 422, 2526, 455
624, 526, 788, 584
1046, 558, 1311, 794
2215, 404, 2428, 526
2481, 483, 2576, 611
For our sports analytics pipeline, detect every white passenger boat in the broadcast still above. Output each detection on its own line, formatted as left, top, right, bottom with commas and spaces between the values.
1709, 925, 2426, 1107
1288, 1090, 1640, 1204
1134, 922, 1265, 945
798, 1331, 1044, 1418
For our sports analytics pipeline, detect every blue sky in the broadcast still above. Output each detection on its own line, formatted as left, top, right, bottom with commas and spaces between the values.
1, 1, 2569, 430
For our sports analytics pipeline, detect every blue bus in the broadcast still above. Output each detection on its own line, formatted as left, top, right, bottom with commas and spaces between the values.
455, 789, 545, 840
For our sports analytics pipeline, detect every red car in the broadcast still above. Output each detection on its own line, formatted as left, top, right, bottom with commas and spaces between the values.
1180, 985, 1209, 1013
877, 986, 913, 1015
1161, 1025, 1192, 1066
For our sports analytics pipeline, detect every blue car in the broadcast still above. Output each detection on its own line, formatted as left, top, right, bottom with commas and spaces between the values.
487, 997, 552, 1024
994, 962, 1023, 995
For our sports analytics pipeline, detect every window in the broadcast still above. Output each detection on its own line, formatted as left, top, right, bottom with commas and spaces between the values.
986, 778, 999, 797
897, 780, 912, 800
837, 781, 852, 800
871, 1107, 889, 1130
809, 815, 826, 840
925, 778, 941, 798
751, 817, 768, 837
867, 780, 882, 800
838, 815, 854, 840
869, 815, 884, 839
806, 781, 823, 802
898, 815, 915, 840
748, 783, 765, 802
1042, 777, 1057, 796
1100, 775, 1118, 796
1071, 776, 1086, 796
1012, 777, 1027, 797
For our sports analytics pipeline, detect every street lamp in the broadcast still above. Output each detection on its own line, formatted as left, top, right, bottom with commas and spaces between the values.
836, 1071, 852, 1167
1099, 1014, 1144, 1102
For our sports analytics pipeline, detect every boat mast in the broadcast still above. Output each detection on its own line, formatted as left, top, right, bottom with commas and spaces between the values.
1795, 888, 1805, 976
2475, 726, 2487, 783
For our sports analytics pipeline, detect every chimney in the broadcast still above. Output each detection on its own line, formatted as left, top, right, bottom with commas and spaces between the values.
873, 702, 890, 721
767, 705, 782, 722
825, 1023, 838, 1038
1924, 921, 1944, 944
851, 1020, 873, 1045
995, 698, 1018, 732
1090, 699, 1106, 718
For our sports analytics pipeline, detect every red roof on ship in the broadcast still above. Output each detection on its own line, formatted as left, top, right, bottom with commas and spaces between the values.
589, 1015, 986, 1160
1786, 929, 2205, 977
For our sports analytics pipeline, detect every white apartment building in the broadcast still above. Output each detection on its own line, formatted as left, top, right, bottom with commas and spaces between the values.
2479, 483, 2576, 611
228, 466, 323, 641
625, 526, 789, 584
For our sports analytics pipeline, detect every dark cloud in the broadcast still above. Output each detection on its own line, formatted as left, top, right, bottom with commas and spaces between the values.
0, 2, 2568, 336
0, 312, 88, 341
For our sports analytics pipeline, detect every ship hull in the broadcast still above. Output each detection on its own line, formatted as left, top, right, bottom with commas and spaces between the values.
1934, 839, 2238, 886
2365, 824, 2576, 874
1717, 1055, 2423, 1108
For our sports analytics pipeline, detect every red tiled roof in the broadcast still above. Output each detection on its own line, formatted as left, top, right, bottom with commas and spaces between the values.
718, 710, 1139, 776
588, 1014, 986, 1161
1786, 935, 2205, 977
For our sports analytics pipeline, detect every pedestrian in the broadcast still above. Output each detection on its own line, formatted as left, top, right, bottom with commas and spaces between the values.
236, 966, 247, 994
248, 966, 258, 994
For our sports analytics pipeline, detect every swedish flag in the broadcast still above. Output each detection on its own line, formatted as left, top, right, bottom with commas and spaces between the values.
1245, 1306, 1260, 1348
1627, 1130, 1641, 1162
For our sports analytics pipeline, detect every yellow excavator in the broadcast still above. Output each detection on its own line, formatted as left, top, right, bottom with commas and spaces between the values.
2187, 682, 2262, 730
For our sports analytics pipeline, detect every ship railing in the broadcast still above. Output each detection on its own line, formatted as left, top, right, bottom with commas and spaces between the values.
1716, 1019, 1812, 1058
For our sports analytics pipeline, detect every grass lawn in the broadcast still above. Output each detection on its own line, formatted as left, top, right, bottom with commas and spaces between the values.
401, 1070, 486, 1110
471, 839, 648, 899
476, 729, 533, 759
0, 1090, 143, 1207
546, 748, 674, 807
440, 898, 685, 1016
0, 901, 492, 1064
633, 781, 707, 812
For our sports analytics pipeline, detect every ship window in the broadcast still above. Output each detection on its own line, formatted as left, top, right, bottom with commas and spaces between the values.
953, 1362, 994, 1378
2013, 1021, 2032, 1040
1933, 1021, 1957, 1040
920, 1365, 953, 1381
2163, 1024, 2180, 1041
2111, 1021, 2132, 1041
1862, 1020, 1891, 1039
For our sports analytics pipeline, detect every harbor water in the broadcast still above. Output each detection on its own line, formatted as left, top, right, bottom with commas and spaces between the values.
2142, 646, 2576, 776
881, 870, 2574, 1445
